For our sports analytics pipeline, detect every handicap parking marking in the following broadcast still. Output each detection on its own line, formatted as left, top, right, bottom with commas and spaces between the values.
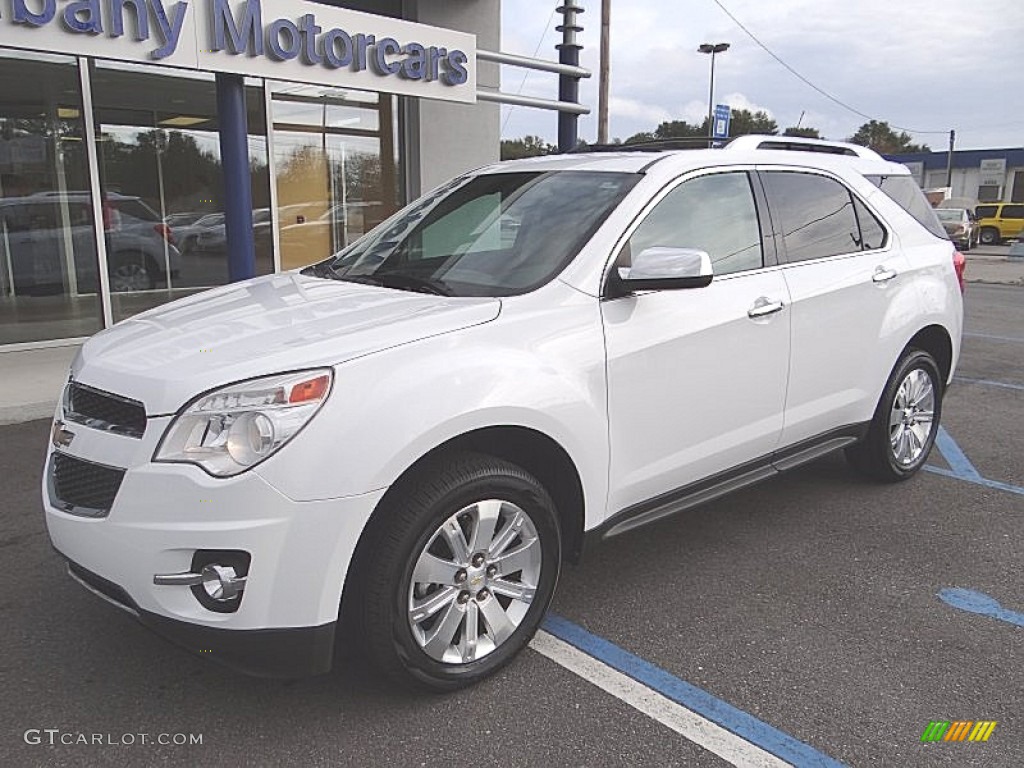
933, 426, 981, 480
926, 426, 1024, 497
954, 376, 1024, 393
938, 588, 1024, 629
532, 614, 847, 768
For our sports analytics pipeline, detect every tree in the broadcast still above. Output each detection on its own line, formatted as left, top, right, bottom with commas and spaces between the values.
847, 120, 929, 154
623, 131, 656, 144
727, 109, 778, 137
783, 126, 822, 139
500, 135, 555, 160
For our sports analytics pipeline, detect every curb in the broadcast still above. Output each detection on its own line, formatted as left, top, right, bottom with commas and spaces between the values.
0, 401, 57, 426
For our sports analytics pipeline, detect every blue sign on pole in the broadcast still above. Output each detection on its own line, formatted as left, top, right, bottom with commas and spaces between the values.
713, 104, 731, 140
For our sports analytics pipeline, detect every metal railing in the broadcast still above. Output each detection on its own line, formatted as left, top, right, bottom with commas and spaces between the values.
476, 49, 591, 116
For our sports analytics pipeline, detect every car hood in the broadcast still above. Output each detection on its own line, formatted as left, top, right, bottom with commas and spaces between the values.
72, 272, 500, 414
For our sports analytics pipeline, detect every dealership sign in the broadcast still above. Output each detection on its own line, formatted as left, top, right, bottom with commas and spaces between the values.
979, 158, 1006, 188
0, 0, 476, 102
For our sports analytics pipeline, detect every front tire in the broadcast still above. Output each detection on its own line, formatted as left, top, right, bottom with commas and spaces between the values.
846, 349, 943, 482
354, 452, 561, 691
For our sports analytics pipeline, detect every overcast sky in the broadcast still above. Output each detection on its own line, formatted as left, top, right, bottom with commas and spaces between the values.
499, 0, 1024, 151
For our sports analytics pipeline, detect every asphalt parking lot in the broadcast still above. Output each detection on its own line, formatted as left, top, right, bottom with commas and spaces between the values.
2, 282, 1022, 768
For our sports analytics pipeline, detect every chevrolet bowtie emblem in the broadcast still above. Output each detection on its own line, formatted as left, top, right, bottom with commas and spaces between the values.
51, 420, 75, 448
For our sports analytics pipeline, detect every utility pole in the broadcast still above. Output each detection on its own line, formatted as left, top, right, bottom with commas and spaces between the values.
556, 2, 585, 152
945, 129, 956, 190
598, 0, 610, 144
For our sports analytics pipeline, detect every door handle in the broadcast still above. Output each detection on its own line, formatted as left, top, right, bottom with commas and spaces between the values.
872, 266, 898, 283
747, 297, 784, 318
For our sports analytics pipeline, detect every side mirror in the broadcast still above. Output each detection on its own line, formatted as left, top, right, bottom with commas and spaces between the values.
614, 247, 713, 293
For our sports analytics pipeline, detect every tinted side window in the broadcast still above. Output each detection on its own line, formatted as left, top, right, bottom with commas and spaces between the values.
864, 174, 947, 239
853, 197, 887, 250
975, 205, 998, 219
762, 172, 860, 262
1003, 205, 1024, 220
623, 172, 763, 276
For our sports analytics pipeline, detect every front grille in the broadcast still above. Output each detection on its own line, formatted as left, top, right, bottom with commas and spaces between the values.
50, 452, 125, 517
65, 381, 147, 438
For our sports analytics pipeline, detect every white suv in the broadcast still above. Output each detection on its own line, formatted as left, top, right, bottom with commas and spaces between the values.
42, 136, 964, 690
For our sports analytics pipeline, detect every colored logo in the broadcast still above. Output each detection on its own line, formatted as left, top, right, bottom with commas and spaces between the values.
921, 721, 997, 742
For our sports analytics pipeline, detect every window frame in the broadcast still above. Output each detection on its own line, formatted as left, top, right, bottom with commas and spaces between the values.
757, 167, 892, 267
600, 166, 775, 300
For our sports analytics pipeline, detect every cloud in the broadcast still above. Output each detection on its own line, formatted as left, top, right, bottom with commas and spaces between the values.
607, 96, 672, 127
500, 0, 1024, 149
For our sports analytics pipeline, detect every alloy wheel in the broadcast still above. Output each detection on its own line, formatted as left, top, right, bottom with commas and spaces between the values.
110, 263, 151, 292
407, 499, 542, 664
889, 368, 935, 466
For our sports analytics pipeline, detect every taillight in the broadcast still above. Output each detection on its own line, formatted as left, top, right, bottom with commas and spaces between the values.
952, 250, 966, 293
154, 223, 176, 246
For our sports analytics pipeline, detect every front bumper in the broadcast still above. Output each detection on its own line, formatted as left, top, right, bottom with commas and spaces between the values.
42, 407, 385, 677
66, 560, 335, 677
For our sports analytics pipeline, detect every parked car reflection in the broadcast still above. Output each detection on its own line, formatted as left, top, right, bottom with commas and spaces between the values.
0, 191, 180, 294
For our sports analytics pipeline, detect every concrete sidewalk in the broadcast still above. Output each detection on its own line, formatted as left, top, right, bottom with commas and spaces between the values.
0, 344, 78, 425
964, 245, 1024, 286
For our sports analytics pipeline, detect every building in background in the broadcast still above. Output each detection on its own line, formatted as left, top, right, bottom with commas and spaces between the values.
0, 0, 502, 348
887, 148, 1024, 205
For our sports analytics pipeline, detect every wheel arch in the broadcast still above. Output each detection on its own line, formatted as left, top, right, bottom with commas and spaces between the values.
905, 324, 953, 386
337, 425, 587, 644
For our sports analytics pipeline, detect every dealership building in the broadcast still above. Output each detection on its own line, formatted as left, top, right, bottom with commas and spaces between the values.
888, 147, 1024, 205
1, 0, 588, 352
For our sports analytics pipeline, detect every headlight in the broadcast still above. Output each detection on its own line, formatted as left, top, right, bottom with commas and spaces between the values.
154, 369, 332, 477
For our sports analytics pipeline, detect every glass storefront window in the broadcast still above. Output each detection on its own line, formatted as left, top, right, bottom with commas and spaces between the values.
0, 51, 102, 345
271, 83, 399, 271
88, 61, 272, 323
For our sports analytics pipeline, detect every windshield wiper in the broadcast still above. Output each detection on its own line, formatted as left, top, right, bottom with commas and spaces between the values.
374, 273, 452, 296
333, 272, 451, 296
302, 261, 340, 280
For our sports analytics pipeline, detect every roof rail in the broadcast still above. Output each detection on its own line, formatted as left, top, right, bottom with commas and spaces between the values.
725, 134, 884, 161
569, 137, 712, 154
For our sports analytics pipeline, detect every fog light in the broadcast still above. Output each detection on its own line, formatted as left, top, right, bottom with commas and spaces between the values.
200, 564, 246, 602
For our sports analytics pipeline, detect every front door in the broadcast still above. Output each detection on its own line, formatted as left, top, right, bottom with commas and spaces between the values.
602, 170, 791, 514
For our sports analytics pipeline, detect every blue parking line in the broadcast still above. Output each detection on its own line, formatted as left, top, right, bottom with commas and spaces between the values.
923, 465, 1024, 497
542, 613, 847, 768
933, 426, 981, 480
954, 376, 1024, 392
938, 588, 1024, 628
963, 331, 1024, 344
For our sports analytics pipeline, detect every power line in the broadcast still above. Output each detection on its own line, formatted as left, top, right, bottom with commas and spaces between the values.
500, 7, 559, 137
709, 0, 951, 135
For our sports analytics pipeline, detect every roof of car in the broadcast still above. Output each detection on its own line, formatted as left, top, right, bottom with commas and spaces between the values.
482, 135, 910, 179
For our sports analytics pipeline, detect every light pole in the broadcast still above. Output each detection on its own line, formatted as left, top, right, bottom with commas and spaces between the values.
698, 42, 729, 147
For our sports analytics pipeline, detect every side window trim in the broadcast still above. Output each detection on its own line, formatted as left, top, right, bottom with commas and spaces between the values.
756, 167, 891, 266
600, 167, 768, 298
749, 171, 781, 267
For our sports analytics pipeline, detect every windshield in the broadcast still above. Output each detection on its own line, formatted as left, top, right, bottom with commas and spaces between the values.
935, 209, 965, 222
302, 170, 639, 297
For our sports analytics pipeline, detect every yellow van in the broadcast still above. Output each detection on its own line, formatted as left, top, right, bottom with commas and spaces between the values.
975, 202, 1024, 244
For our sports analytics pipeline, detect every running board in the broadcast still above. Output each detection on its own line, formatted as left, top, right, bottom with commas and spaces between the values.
595, 426, 866, 542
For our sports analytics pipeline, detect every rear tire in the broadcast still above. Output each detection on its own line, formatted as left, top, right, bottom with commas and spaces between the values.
979, 227, 1000, 246
846, 349, 943, 482
352, 452, 561, 691
109, 252, 156, 292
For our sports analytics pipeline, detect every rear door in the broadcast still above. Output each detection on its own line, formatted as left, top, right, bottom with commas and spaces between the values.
759, 168, 917, 448
998, 204, 1024, 239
